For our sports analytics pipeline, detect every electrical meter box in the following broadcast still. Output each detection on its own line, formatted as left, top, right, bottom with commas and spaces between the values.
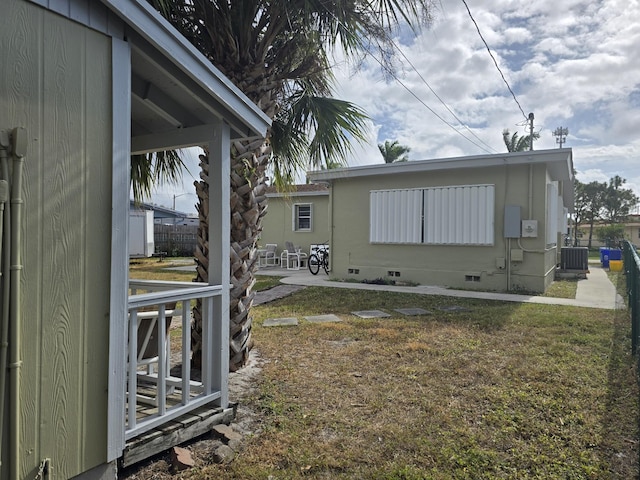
521, 220, 538, 238
504, 205, 521, 238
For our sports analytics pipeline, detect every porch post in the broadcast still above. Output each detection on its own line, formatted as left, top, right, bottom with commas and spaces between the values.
208, 122, 230, 407
107, 37, 131, 461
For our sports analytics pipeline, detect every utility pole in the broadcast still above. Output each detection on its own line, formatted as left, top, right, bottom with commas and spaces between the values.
553, 127, 569, 148
528, 112, 534, 151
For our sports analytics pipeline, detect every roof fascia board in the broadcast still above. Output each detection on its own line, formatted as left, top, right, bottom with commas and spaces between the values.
309, 149, 573, 183
100, 0, 270, 137
266, 191, 330, 198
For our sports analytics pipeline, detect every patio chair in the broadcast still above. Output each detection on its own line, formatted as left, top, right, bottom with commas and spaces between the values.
263, 243, 278, 266
280, 241, 308, 270
131, 305, 175, 405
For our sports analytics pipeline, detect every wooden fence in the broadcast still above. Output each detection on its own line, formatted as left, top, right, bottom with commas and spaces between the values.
154, 224, 198, 257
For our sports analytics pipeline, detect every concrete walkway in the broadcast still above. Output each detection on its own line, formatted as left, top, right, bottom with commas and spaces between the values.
257, 263, 625, 310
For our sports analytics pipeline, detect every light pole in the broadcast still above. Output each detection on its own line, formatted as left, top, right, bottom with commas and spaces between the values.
172, 193, 189, 210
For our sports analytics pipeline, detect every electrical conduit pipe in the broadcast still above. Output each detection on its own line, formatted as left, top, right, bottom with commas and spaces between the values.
0, 131, 11, 474
9, 127, 26, 480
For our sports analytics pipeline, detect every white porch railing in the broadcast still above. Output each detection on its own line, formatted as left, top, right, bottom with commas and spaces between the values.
126, 279, 226, 440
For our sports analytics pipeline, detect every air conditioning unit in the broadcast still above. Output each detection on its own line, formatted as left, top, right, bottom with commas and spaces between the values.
560, 247, 589, 271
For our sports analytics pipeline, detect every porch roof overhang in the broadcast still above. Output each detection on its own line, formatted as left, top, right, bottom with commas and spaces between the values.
101, 0, 271, 154
309, 148, 575, 211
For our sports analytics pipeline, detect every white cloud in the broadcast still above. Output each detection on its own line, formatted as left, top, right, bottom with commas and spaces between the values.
329, 0, 640, 196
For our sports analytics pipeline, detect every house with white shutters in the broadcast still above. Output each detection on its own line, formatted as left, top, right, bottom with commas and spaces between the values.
308, 149, 574, 293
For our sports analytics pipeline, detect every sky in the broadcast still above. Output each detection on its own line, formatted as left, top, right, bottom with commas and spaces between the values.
153, 0, 640, 214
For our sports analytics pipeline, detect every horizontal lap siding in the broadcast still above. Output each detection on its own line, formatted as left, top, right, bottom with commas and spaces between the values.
2, 3, 112, 477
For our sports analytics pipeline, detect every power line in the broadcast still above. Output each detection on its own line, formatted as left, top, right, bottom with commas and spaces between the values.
320, 5, 497, 154
382, 34, 498, 153
364, 50, 495, 154
460, 0, 528, 121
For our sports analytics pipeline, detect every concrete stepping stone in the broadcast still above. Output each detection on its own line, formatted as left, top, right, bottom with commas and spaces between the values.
438, 305, 471, 312
394, 308, 432, 316
304, 314, 342, 323
263, 317, 299, 327
351, 310, 391, 319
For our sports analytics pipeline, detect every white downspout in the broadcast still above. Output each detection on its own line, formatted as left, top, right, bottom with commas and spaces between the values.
0, 131, 10, 472
9, 127, 26, 480
528, 164, 533, 219
328, 183, 334, 272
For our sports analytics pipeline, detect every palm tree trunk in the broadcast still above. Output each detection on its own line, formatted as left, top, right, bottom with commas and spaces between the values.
192, 137, 271, 372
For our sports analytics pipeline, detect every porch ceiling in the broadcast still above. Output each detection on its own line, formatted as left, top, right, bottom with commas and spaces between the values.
101, 0, 271, 154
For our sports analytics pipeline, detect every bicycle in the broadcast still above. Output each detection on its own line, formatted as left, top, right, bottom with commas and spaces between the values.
308, 243, 329, 275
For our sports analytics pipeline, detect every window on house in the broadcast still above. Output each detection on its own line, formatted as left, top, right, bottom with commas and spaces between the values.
546, 182, 559, 245
370, 184, 495, 245
294, 204, 312, 231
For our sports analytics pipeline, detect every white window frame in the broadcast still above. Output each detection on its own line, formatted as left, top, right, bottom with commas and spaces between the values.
293, 203, 312, 232
546, 181, 559, 246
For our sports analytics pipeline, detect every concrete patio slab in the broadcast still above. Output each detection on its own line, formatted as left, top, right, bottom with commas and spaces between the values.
394, 308, 432, 316
351, 310, 391, 319
304, 314, 343, 323
438, 305, 472, 312
262, 317, 299, 327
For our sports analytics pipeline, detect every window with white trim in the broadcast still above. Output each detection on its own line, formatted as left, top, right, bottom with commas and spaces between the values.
546, 182, 559, 245
370, 184, 495, 245
293, 203, 312, 231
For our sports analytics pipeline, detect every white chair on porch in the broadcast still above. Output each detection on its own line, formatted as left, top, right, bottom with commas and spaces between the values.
131, 308, 174, 406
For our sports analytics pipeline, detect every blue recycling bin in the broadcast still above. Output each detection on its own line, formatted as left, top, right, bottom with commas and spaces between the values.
600, 247, 621, 267
609, 248, 622, 261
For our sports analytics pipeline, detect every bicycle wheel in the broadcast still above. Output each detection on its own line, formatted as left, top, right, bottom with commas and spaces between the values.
308, 254, 320, 275
322, 254, 329, 274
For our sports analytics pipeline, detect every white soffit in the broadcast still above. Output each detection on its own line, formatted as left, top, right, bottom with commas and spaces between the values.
101, 0, 271, 141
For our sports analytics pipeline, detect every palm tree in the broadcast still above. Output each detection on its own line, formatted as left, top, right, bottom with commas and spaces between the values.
130, 151, 185, 203
502, 129, 540, 152
150, 0, 434, 371
378, 140, 410, 163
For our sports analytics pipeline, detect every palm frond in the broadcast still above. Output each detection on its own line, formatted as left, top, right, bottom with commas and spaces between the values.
130, 150, 187, 203
286, 93, 369, 169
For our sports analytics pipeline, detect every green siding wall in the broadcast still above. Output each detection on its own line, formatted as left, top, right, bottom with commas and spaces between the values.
261, 194, 330, 258
1, 3, 112, 478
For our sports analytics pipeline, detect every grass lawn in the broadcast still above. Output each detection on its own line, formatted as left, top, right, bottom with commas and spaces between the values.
129, 259, 638, 479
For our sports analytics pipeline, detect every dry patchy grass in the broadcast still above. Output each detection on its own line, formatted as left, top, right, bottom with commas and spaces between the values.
180, 284, 640, 479
129, 257, 196, 282
543, 278, 579, 299
125, 262, 637, 479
